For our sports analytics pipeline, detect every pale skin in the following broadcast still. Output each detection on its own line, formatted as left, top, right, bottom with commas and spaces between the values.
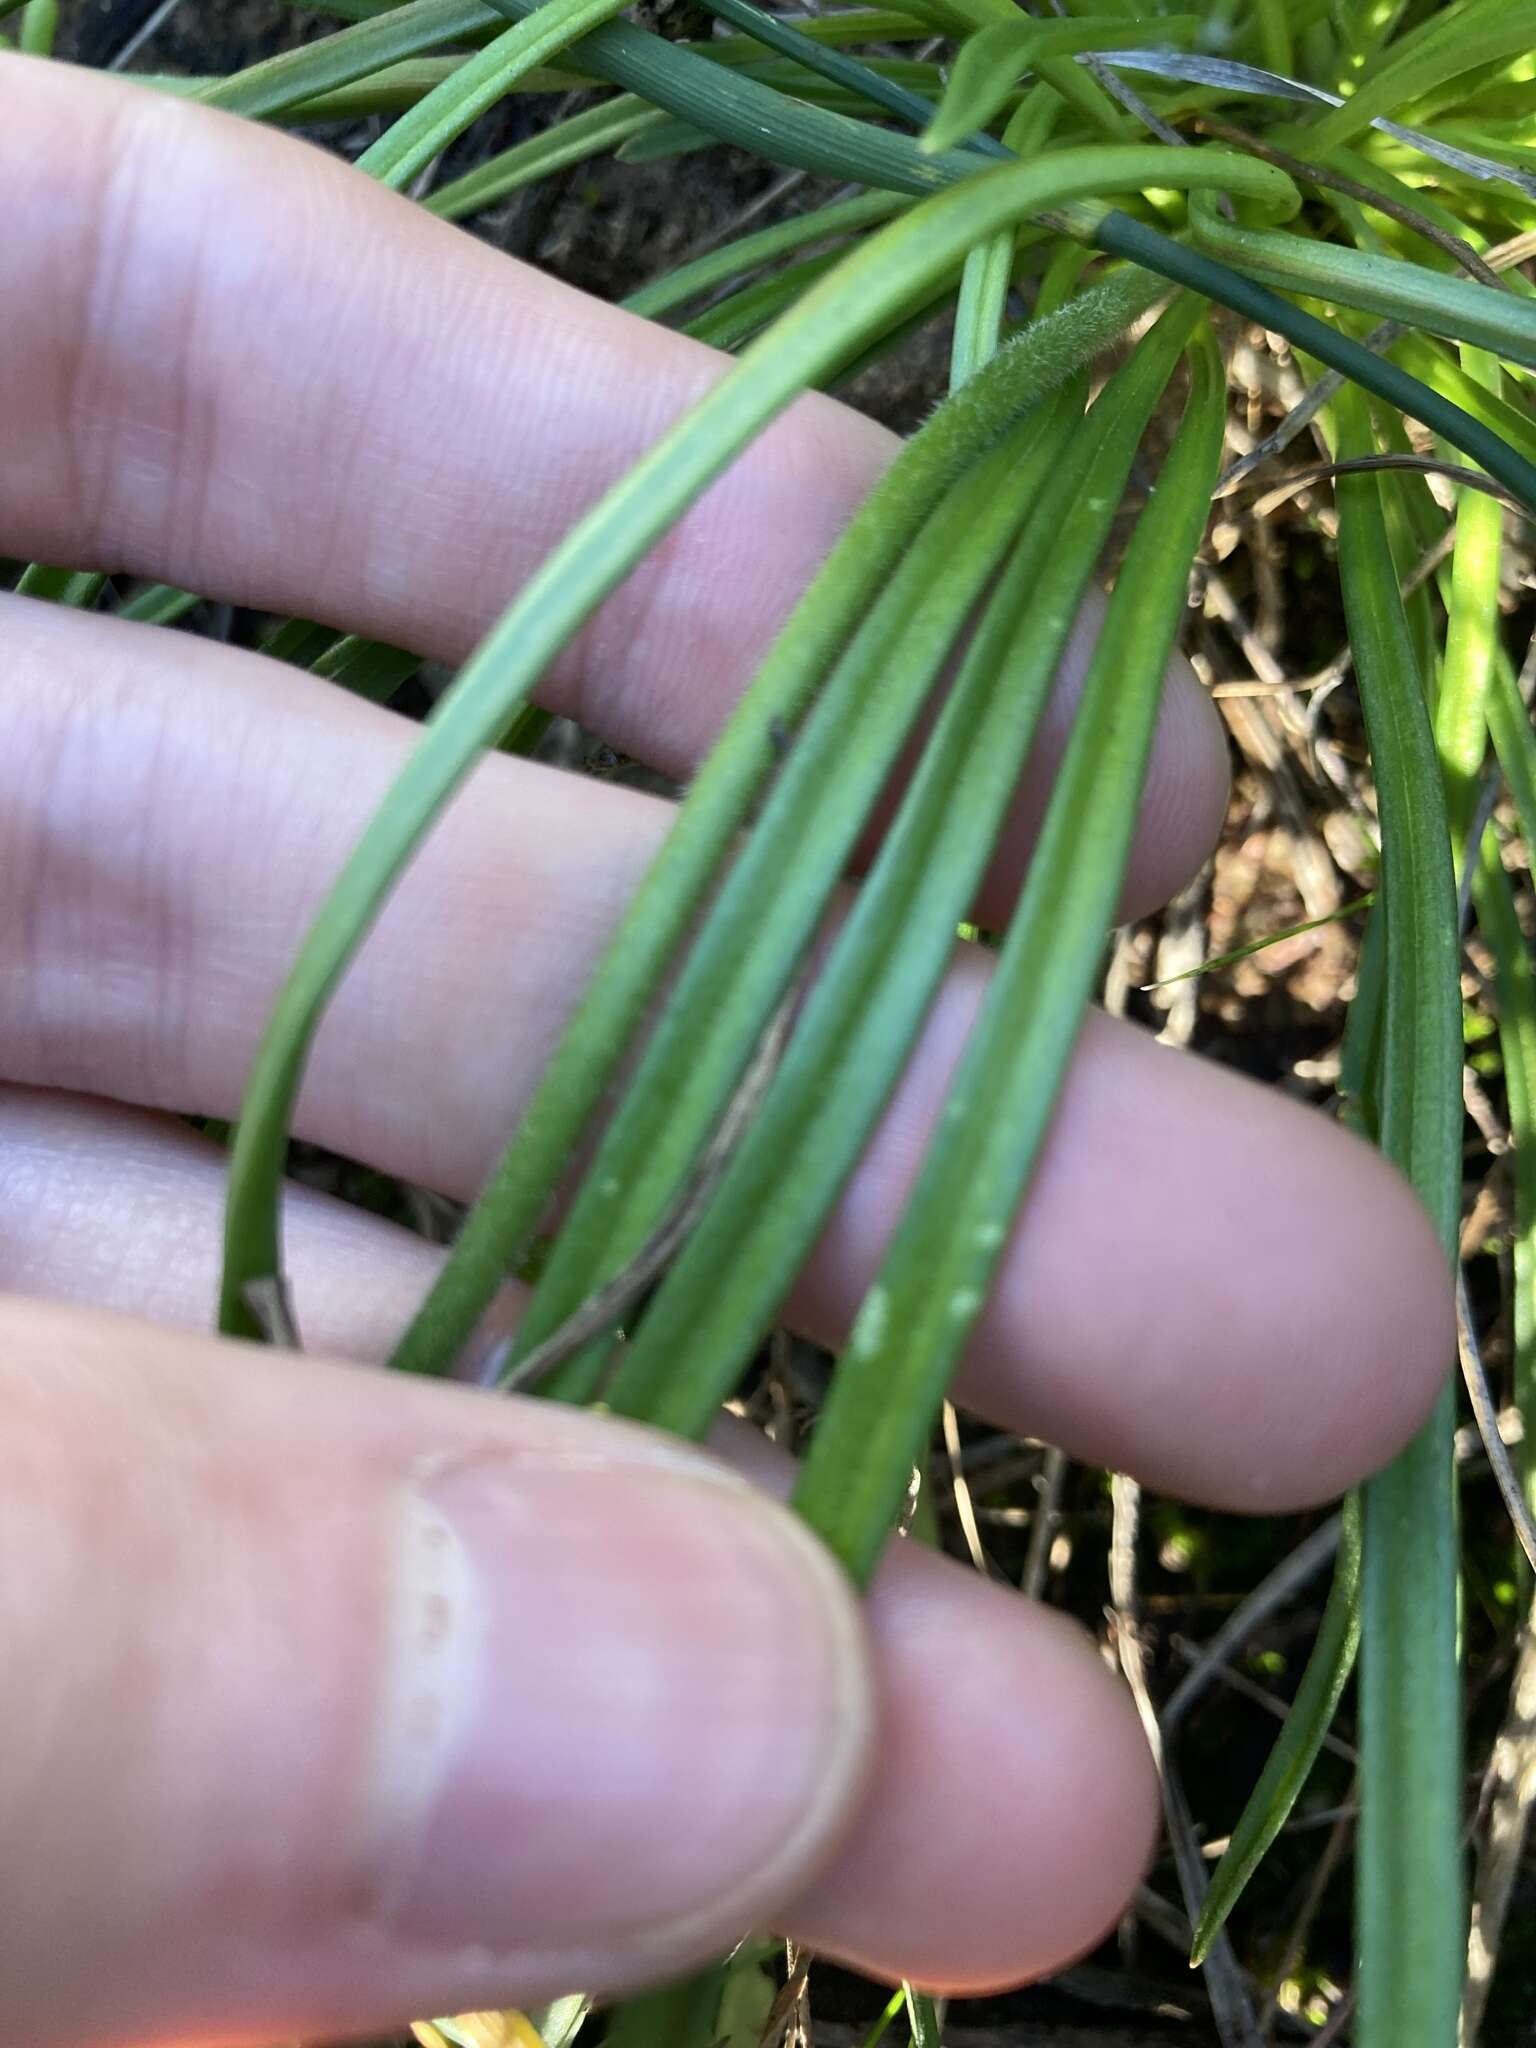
0, 53, 1455, 2048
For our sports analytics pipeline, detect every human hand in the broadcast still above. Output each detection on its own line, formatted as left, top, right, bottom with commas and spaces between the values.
0, 55, 1452, 2047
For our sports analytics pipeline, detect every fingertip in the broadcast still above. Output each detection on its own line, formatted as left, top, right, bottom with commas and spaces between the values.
1268, 1136, 1455, 1508
1156, 1096, 1456, 1513
984, 1018, 1455, 1512
788, 1547, 1159, 1991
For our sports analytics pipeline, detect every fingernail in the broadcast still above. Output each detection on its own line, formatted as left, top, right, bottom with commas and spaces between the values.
356, 1453, 870, 1961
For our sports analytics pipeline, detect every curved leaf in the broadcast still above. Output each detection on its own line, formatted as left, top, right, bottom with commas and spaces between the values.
920, 15, 1195, 155
1191, 1495, 1363, 1962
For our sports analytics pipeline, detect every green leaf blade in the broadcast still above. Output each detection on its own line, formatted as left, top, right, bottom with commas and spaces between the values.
601, 304, 1202, 1440
793, 323, 1226, 1586
1335, 384, 1462, 2048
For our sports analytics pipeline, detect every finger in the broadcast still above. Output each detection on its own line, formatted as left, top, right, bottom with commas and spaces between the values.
1, 601, 1451, 1507
0, 1291, 875, 2043
0, 53, 1226, 920
0, 1086, 1158, 1997
0, 1088, 443, 1362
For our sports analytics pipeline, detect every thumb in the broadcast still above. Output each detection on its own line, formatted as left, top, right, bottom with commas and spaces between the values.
0, 1297, 871, 2047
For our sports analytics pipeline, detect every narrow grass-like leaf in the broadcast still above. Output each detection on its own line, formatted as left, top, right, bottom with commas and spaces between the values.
516, 413, 1056, 1401
1335, 385, 1463, 2048
611, 116, 718, 163
601, 1972, 725, 2048
428, 97, 665, 219
610, 59, 983, 162
622, 191, 905, 322
1091, 43, 1536, 204
903, 1988, 941, 2048
949, 89, 1061, 387
204, 0, 980, 185
859, 1990, 905, 2048
18, 0, 56, 55
950, 226, 1016, 387
1254, 0, 1291, 74
1194, 643, 1429, 1952
214, 0, 1293, 260
1143, 896, 1375, 989
471, 0, 1292, 205
1401, 336, 1536, 472
919, 15, 1195, 155
225, 162, 1191, 1336
1376, 407, 1449, 687
311, 634, 424, 705
116, 583, 201, 628
155, 55, 512, 126
1435, 350, 1505, 850
387, 259, 1167, 1378
14, 564, 107, 608
199, 0, 494, 118
683, 249, 850, 350
791, 326, 1224, 1586
705, 7, 935, 50
600, 307, 1200, 1437
296, 51, 592, 106
1190, 194, 1536, 371
276, 0, 440, 18
1094, 209, 1536, 518
353, 0, 635, 191
1300, 0, 1536, 153
1297, 141, 1512, 286
1191, 1494, 1363, 1961
693, 0, 958, 139
683, 236, 979, 364
283, 57, 539, 124
261, 617, 341, 669
1032, 49, 1133, 144
608, 66, 960, 154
